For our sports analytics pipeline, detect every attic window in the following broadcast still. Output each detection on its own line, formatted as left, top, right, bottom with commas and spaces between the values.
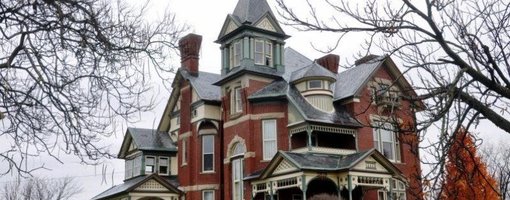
308, 80, 322, 89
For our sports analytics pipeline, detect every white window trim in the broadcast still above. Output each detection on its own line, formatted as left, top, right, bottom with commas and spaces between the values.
373, 122, 401, 163
254, 39, 273, 66
232, 158, 244, 200
145, 156, 156, 174
202, 135, 215, 172
262, 119, 277, 161
202, 190, 215, 200
158, 156, 170, 175
232, 86, 243, 114
230, 41, 242, 69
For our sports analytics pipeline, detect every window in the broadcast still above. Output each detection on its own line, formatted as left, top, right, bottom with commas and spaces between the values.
232, 158, 244, 200
254, 39, 273, 66
145, 156, 155, 174
182, 138, 188, 165
176, 115, 180, 124
202, 135, 214, 172
192, 109, 198, 118
203, 190, 214, 200
308, 80, 323, 89
159, 157, 169, 175
232, 87, 242, 114
262, 119, 277, 160
230, 41, 242, 68
373, 122, 401, 162
292, 194, 303, 200
378, 180, 406, 200
231, 143, 245, 200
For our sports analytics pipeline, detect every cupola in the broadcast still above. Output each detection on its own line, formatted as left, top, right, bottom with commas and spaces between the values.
290, 62, 337, 112
216, 0, 290, 77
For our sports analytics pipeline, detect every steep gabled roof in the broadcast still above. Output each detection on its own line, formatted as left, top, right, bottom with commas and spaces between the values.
180, 69, 221, 102
118, 128, 177, 158
334, 55, 385, 101
91, 174, 181, 200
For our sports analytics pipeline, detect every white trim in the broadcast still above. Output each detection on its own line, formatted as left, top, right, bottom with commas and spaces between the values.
202, 135, 215, 172
262, 119, 277, 161
202, 190, 215, 200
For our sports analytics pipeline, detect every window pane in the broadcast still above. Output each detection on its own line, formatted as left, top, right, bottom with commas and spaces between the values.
203, 191, 214, 200
383, 142, 394, 160
308, 80, 322, 89
255, 41, 263, 53
255, 53, 263, 64
203, 135, 214, 153
204, 154, 213, 171
146, 157, 154, 165
381, 129, 393, 142
203, 135, 214, 171
263, 120, 276, 140
264, 141, 276, 159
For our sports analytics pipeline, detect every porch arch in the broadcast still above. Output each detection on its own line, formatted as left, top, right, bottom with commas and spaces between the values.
306, 176, 338, 199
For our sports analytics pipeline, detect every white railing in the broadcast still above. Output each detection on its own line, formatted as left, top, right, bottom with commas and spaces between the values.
292, 147, 357, 155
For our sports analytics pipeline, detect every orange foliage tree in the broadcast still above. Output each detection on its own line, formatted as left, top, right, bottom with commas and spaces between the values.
440, 128, 499, 200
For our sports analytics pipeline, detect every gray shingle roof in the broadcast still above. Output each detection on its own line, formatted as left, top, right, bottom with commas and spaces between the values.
214, 64, 283, 86
289, 62, 337, 83
333, 56, 385, 101
91, 175, 179, 200
282, 47, 312, 81
281, 150, 372, 171
248, 80, 288, 101
128, 128, 177, 152
287, 85, 361, 127
180, 70, 221, 102
232, 0, 273, 24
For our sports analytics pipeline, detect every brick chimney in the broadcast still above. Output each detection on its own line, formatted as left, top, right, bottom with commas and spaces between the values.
316, 54, 340, 74
179, 34, 202, 75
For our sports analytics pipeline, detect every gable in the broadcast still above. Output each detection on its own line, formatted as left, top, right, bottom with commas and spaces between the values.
134, 179, 168, 192
273, 159, 298, 175
255, 16, 276, 32
352, 155, 388, 173
128, 139, 138, 152
217, 15, 241, 40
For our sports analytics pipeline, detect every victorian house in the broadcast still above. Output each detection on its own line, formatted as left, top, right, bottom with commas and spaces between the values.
93, 0, 423, 199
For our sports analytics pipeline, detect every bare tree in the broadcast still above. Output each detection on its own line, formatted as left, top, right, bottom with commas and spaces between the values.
481, 142, 510, 200
276, 0, 510, 198
1, 176, 82, 200
0, 0, 186, 175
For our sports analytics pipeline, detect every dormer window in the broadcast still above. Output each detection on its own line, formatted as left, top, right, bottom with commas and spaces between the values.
254, 39, 272, 66
230, 40, 242, 69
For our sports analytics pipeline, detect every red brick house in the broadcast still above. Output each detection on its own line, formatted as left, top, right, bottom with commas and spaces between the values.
94, 0, 423, 199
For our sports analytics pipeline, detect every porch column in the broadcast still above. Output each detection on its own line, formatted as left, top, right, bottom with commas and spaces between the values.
306, 126, 312, 151
348, 175, 353, 200
302, 175, 307, 200
269, 181, 274, 200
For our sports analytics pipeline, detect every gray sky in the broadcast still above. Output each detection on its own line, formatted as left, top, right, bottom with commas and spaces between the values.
0, 0, 508, 199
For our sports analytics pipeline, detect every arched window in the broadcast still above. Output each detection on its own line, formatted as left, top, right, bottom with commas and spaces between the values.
231, 142, 246, 200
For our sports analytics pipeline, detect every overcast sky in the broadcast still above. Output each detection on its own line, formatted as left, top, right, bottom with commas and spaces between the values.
0, 0, 508, 199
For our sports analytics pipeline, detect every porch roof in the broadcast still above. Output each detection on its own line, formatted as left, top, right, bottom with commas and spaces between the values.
254, 149, 403, 180
91, 174, 180, 200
